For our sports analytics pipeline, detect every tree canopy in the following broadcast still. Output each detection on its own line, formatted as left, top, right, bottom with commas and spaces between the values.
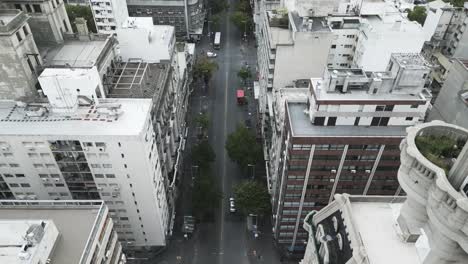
237, 67, 252, 81
65, 4, 97, 33
208, 0, 228, 14
193, 56, 218, 83
192, 168, 222, 221
407, 6, 427, 26
191, 140, 216, 168
225, 125, 263, 168
234, 180, 271, 215
194, 113, 210, 130
230, 11, 253, 33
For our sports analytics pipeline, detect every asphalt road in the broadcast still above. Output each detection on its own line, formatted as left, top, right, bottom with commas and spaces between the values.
152, 1, 283, 263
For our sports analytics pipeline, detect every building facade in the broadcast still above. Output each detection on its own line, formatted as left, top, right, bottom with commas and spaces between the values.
0, 78, 171, 249
0, 200, 125, 264
300, 121, 468, 264
126, 0, 205, 39
270, 53, 432, 253
0, 9, 42, 100
89, 0, 129, 33
4, 0, 73, 45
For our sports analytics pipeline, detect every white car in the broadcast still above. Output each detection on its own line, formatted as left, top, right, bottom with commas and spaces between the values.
207, 51, 217, 58
229, 197, 236, 213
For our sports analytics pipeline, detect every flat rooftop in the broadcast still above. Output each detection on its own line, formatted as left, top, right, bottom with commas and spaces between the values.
287, 102, 407, 137
0, 98, 152, 137
39, 36, 111, 68
0, 201, 104, 264
290, 12, 331, 32
350, 201, 420, 264
0, 9, 28, 35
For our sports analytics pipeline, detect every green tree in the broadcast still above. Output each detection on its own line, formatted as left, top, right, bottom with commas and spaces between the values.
208, 0, 228, 14
211, 14, 221, 31
235, 0, 251, 13
193, 56, 219, 83
191, 140, 216, 168
238, 67, 252, 82
234, 180, 271, 215
225, 125, 263, 168
65, 4, 97, 33
230, 11, 252, 34
407, 6, 427, 26
192, 168, 222, 221
194, 113, 210, 130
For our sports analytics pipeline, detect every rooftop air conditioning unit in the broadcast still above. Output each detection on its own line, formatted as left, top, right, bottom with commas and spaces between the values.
365, 169, 371, 173
97, 187, 103, 191
54, 178, 60, 182
351, 169, 356, 173
42, 178, 48, 182
331, 169, 337, 173
330, 179, 335, 182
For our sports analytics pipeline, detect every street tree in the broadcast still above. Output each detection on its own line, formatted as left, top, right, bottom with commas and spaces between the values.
237, 67, 252, 83
211, 14, 222, 31
208, 0, 228, 14
65, 4, 97, 33
191, 140, 216, 168
225, 125, 263, 168
193, 56, 218, 83
194, 113, 210, 130
192, 168, 222, 221
407, 6, 427, 25
230, 11, 253, 35
234, 180, 271, 215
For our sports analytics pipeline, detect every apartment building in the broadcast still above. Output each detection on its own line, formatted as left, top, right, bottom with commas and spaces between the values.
428, 59, 468, 129
0, 76, 171, 249
422, 0, 468, 98
126, 0, 205, 39
270, 53, 432, 253
300, 120, 468, 263
89, 0, 129, 33
4, 0, 72, 45
0, 200, 125, 264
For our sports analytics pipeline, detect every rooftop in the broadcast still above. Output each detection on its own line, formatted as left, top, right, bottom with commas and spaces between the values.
0, 200, 105, 264
0, 98, 152, 137
289, 11, 331, 32
287, 102, 407, 137
39, 34, 113, 68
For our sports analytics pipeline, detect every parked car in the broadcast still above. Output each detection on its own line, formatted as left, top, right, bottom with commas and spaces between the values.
229, 197, 236, 213
207, 51, 217, 58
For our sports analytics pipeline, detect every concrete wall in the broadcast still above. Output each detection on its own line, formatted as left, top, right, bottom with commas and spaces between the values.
274, 31, 333, 89
428, 60, 468, 129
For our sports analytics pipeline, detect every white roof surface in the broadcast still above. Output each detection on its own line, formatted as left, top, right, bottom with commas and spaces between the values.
0, 98, 152, 137
350, 202, 421, 264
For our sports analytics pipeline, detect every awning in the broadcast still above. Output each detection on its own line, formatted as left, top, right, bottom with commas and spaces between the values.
254, 81, 260, 99
237, 89, 245, 98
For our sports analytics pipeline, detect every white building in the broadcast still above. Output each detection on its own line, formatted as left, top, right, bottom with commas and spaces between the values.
116, 17, 175, 63
0, 75, 170, 249
0, 200, 125, 264
89, 0, 129, 34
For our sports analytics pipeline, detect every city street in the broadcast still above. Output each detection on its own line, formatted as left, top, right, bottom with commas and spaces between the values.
151, 0, 283, 263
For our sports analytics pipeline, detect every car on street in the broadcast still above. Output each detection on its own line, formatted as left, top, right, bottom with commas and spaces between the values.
229, 197, 236, 213
207, 51, 217, 58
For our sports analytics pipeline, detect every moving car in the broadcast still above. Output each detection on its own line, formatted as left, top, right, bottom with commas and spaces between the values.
229, 197, 236, 213
207, 51, 217, 58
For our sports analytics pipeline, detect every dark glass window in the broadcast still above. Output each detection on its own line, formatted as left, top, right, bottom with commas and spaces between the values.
327, 117, 337, 126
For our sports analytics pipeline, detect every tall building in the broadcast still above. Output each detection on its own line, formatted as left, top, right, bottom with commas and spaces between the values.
0, 76, 171, 249
300, 120, 468, 264
428, 58, 468, 129
89, 0, 129, 34
270, 53, 432, 253
4, 0, 73, 45
126, 0, 205, 39
0, 9, 42, 100
0, 200, 125, 264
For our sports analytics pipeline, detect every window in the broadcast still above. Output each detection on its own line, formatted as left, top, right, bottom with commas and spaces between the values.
91, 164, 101, 168
106, 174, 116, 178
314, 117, 325, 126
33, 4, 41, 13
331, 45, 337, 49
375, 105, 385, 111
14, 4, 21, 10
371, 117, 389, 126
40, 153, 50, 157
60, 192, 68, 196
16, 31, 23, 42
45, 164, 55, 168
15, 174, 25, 178
120, 217, 129, 221
9, 163, 19, 167
103, 164, 112, 168
405, 117, 413, 121
25, 4, 32, 12
3, 174, 13, 178
84, 142, 93, 147
63, 19, 68, 32
95, 142, 106, 148
121, 154, 125, 158
384, 105, 394, 112
20, 183, 30, 188
410, 104, 419, 109
43, 183, 53, 187
327, 117, 337, 126
50, 174, 60, 178
28, 153, 39, 158
33, 164, 44, 168
55, 183, 65, 187
344, 44, 353, 48
354, 117, 360, 126
95, 174, 104, 178
9, 184, 19, 187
